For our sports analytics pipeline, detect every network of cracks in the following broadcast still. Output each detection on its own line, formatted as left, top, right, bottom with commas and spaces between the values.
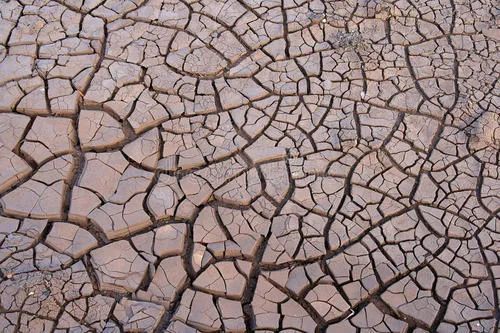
0, 0, 499, 331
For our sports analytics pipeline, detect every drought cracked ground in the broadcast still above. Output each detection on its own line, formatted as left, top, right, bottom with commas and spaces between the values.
0, 0, 499, 332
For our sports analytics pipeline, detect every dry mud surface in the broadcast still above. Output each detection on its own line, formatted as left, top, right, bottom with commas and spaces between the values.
0, 0, 499, 332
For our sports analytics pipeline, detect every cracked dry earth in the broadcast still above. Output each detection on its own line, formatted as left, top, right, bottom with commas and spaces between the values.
0, 0, 499, 332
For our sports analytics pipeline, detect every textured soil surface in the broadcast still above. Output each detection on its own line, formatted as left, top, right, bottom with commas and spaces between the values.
0, 0, 499, 332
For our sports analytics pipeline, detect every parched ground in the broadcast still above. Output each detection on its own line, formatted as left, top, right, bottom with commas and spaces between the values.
0, 0, 499, 332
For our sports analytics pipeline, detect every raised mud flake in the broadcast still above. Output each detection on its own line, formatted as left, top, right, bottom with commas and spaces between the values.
131, 223, 187, 263
304, 284, 351, 321
47, 78, 80, 115
193, 261, 249, 298
270, 207, 328, 261
263, 264, 351, 321
0, 113, 31, 150
80, 15, 105, 40
292, 175, 345, 216
139, 256, 187, 307
217, 298, 246, 333
381, 275, 441, 327
83, 164, 155, 239
213, 168, 262, 206
152, 223, 187, 257
76, 151, 128, 200
111, 165, 154, 204
0, 55, 33, 86
0, 155, 74, 219
174, 289, 222, 331
16, 83, 49, 115
280, 262, 328, 295
251, 276, 316, 331
68, 185, 102, 224
85, 59, 143, 105
179, 174, 213, 210
127, 89, 171, 134
260, 160, 290, 202
78, 109, 125, 149
45, 222, 98, 258
190, 206, 260, 270
166, 35, 227, 78
89, 192, 152, 239
20, 116, 76, 165
147, 174, 181, 218
113, 298, 165, 332
90, 240, 149, 293
0, 144, 32, 193
122, 127, 160, 169
326, 239, 398, 306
